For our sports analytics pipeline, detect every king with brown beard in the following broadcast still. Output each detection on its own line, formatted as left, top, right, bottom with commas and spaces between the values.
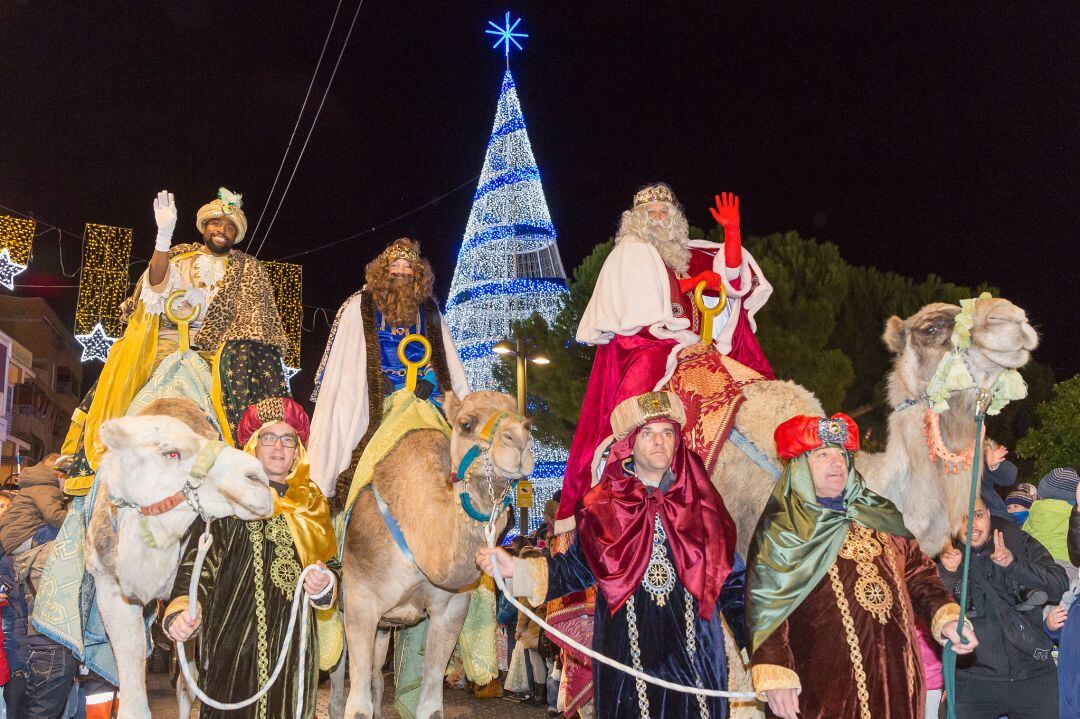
307, 238, 470, 503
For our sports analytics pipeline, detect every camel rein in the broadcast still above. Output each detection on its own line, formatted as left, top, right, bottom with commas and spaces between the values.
481, 515, 756, 701
941, 387, 990, 719
174, 518, 332, 717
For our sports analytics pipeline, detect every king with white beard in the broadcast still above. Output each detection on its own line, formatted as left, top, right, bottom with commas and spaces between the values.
557, 182, 774, 527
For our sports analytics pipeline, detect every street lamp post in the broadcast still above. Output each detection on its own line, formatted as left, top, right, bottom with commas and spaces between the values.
492, 336, 549, 534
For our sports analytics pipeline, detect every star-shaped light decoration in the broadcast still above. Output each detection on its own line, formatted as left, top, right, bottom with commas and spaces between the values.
75, 322, 117, 362
0, 247, 28, 290
282, 362, 300, 391
486, 11, 528, 57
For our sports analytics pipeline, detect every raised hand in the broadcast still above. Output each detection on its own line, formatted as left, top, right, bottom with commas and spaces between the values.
709, 192, 740, 227
709, 192, 743, 270
989, 529, 1013, 567
940, 542, 963, 572
153, 190, 177, 252
985, 443, 1008, 469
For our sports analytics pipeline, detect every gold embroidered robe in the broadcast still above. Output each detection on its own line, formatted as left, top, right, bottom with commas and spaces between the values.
750, 525, 958, 719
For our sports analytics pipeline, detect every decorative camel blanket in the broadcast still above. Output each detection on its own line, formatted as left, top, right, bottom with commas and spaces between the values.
665, 345, 766, 474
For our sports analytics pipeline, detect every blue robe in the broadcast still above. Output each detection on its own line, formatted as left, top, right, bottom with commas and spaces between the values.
376, 312, 439, 398
546, 535, 743, 718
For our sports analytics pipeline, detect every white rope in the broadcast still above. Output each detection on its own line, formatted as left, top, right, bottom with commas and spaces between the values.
175, 529, 333, 718
482, 517, 756, 700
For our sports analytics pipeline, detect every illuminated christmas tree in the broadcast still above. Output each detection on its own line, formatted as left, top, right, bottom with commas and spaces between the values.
445, 18, 568, 523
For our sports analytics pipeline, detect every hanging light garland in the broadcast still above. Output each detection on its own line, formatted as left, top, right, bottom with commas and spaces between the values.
0, 215, 35, 290
74, 223, 132, 362
264, 260, 303, 382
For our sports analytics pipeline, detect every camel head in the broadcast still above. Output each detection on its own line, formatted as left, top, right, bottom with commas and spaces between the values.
98, 415, 275, 522
883, 296, 1038, 408
444, 391, 535, 514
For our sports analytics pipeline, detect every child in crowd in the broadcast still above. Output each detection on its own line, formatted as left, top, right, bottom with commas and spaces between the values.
1006, 483, 1038, 524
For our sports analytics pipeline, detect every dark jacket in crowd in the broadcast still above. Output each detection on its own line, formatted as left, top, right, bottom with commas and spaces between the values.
0, 461, 66, 555
1068, 510, 1080, 567
982, 458, 1019, 522
0, 550, 29, 673
938, 516, 1069, 681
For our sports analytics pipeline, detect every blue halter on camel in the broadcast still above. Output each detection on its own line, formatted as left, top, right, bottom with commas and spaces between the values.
453, 410, 522, 522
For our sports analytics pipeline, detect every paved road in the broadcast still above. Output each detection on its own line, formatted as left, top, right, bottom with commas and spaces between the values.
148, 672, 549, 719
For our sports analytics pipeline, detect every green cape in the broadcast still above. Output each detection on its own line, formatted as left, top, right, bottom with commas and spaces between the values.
745, 451, 912, 653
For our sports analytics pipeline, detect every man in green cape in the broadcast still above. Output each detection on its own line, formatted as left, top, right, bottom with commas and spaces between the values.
745, 413, 975, 719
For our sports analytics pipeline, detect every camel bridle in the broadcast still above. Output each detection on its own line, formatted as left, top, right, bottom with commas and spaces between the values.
109, 440, 229, 527
452, 410, 528, 523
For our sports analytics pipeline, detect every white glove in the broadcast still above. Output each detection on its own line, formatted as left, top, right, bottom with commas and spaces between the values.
153, 190, 177, 252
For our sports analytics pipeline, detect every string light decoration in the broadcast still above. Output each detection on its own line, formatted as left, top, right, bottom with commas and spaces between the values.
0, 215, 35, 290
444, 27, 569, 529
74, 323, 116, 362
74, 223, 133, 362
263, 260, 303, 375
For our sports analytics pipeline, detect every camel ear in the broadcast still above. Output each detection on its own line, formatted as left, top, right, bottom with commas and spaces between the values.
99, 418, 133, 451
883, 316, 906, 354
443, 391, 462, 423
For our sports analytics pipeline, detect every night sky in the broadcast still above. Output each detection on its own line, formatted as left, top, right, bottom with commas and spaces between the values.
3, 2, 1078, 401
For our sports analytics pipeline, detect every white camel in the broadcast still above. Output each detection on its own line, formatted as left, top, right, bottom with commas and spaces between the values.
85, 405, 274, 719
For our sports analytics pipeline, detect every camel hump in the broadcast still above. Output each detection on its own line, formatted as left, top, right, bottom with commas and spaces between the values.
377, 428, 452, 485
736, 379, 824, 456
135, 398, 217, 440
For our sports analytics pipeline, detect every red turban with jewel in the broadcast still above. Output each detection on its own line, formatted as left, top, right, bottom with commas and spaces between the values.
237, 397, 311, 447
774, 413, 859, 460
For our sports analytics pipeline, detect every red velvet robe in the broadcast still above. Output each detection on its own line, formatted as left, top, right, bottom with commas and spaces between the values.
558, 247, 772, 523
751, 531, 955, 719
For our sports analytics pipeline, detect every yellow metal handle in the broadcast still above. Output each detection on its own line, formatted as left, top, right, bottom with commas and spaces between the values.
164, 290, 202, 353
692, 280, 728, 346
397, 334, 432, 393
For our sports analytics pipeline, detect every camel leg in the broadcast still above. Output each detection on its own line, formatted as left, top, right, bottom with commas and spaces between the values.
329, 645, 348, 719
371, 628, 391, 718
415, 592, 471, 719
342, 601, 380, 719
92, 571, 151, 719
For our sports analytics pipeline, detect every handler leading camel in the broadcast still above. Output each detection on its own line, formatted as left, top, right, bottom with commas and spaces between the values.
745, 413, 976, 719
165, 398, 339, 719
478, 391, 744, 719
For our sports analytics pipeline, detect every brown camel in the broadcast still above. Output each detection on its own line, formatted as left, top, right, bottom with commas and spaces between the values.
339, 390, 534, 719
708, 296, 1036, 556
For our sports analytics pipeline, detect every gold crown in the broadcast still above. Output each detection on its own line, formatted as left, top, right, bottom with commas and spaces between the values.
633, 184, 676, 207
383, 241, 420, 264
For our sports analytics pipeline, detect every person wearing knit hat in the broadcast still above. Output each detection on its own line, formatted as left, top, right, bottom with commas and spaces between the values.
745, 413, 971, 719
58, 188, 291, 496
477, 391, 747, 718
1006, 486, 1036, 525
163, 398, 339, 719
1023, 468, 1080, 572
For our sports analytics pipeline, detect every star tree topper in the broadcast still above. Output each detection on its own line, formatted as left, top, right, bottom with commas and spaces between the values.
75, 322, 117, 362
486, 11, 528, 58
0, 247, 28, 290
